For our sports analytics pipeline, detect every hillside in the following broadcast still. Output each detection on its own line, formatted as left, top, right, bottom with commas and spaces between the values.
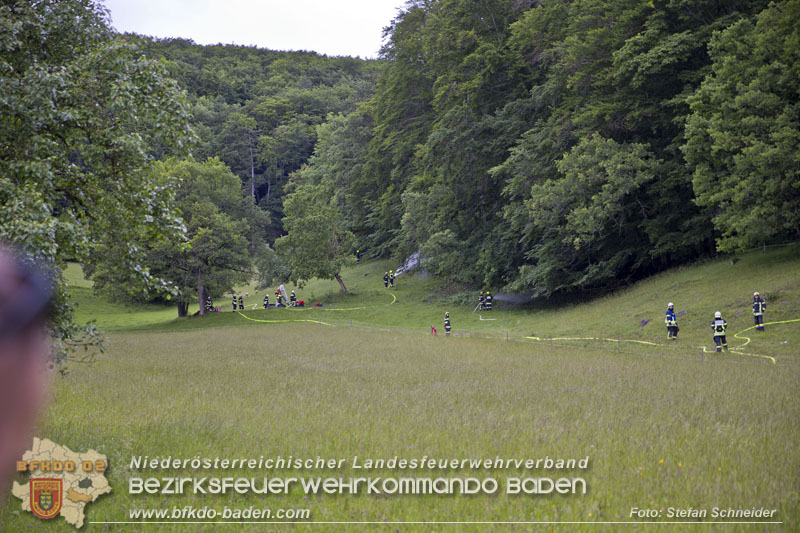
69, 244, 800, 363
124, 35, 381, 239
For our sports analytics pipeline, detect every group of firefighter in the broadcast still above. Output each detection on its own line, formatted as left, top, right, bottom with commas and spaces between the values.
442, 290, 767, 345
214, 289, 302, 312
260, 289, 300, 309
665, 292, 767, 352
439, 290, 494, 336
209, 258, 770, 352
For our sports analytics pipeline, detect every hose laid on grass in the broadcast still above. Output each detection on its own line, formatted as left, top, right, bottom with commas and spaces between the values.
697, 318, 800, 364
523, 335, 660, 346
235, 312, 334, 327
699, 343, 775, 364
288, 291, 397, 311
524, 319, 800, 365
235, 292, 795, 365
234, 292, 397, 326
731, 318, 800, 350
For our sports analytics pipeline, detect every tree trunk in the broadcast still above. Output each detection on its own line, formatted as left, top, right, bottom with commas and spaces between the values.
177, 300, 188, 318
198, 285, 206, 316
335, 273, 347, 293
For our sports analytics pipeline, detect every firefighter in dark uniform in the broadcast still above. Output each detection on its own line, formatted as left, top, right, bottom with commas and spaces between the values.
263, 293, 269, 309
238, 295, 244, 310
665, 302, 678, 340
383, 272, 389, 288
356, 249, 361, 264
485, 291, 493, 311
389, 270, 395, 288
290, 290, 297, 307
752, 292, 766, 331
276, 290, 283, 307
444, 312, 452, 336
478, 291, 485, 311
205, 295, 213, 313
712, 311, 728, 352
232, 294, 237, 312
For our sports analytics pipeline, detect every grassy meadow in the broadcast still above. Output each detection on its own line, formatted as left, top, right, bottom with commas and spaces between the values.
2, 246, 799, 531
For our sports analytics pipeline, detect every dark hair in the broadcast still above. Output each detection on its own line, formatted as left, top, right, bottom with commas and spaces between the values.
0, 249, 53, 339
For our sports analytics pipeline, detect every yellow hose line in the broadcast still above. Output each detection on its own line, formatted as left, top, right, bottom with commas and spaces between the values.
524, 335, 660, 346
235, 292, 397, 327
689, 319, 800, 365
731, 318, 800, 350
699, 344, 775, 364
235, 311, 334, 327
698, 319, 800, 364
236, 296, 795, 365
276, 291, 397, 312
526, 318, 800, 365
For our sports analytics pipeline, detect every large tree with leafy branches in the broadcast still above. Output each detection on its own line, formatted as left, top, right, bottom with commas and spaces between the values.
0, 0, 194, 361
274, 139, 356, 293
146, 158, 258, 317
683, 0, 800, 252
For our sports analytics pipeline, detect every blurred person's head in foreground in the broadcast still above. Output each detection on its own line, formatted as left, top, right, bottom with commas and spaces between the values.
0, 245, 53, 494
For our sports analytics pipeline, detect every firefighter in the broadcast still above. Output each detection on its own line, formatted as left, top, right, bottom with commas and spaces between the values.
478, 291, 485, 311
711, 311, 728, 352
290, 290, 297, 307
383, 271, 389, 288
355, 249, 361, 264
485, 291, 493, 311
238, 295, 244, 310
263, 293, 269, 309
665, 302, 678, 340
205, 295, 213, 313
276, 290, 283, 307
752, 292, 766, 331
389, 270, 395, 288
232, 294, 237, 312
444, 312, 452, 336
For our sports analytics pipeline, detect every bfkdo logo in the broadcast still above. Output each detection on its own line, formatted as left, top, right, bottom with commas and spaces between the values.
12, 438, 112, 528
30, 478, 63, 520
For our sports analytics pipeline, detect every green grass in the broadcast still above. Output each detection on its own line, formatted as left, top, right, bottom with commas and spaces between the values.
101, 245, 800, 362
2, 246, 799, 531
2, 326, 798, 531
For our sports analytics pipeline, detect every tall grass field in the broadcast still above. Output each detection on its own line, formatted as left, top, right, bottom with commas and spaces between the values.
2, 246, 799, 531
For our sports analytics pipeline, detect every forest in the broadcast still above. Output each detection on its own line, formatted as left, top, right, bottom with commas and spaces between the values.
283, 0, 799, 296
129, 34, 381, 242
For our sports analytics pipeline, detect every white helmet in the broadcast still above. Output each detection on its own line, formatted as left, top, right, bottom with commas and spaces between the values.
753, 292, 759, 297
668, 302, 674, 308
714, 311, 721, 318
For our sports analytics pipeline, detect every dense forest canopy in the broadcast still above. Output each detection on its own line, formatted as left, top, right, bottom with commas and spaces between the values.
126, 35, 381, 241
285, 0, 799, 295
0, 0, 195, 358
110, 1, 800, 298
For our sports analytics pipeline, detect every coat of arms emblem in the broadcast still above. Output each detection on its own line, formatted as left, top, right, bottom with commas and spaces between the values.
30, 478, 63, 520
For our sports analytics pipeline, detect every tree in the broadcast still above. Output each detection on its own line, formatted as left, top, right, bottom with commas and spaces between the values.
0, 0, 193, 361
275, 179, 355, 293
143, 159, 255, 317
683, 0, 800, 252
515, 135, 660, 295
